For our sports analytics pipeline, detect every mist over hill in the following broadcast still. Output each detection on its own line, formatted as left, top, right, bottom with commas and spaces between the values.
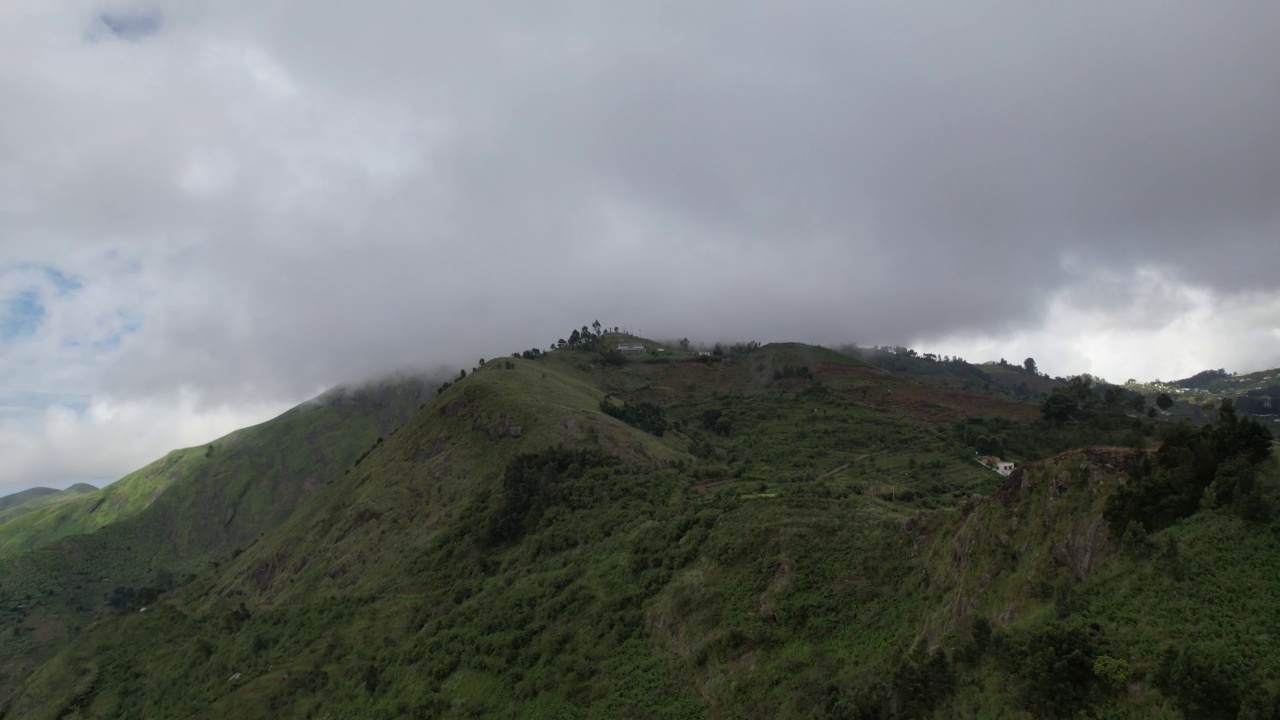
7, 2, 1280, 714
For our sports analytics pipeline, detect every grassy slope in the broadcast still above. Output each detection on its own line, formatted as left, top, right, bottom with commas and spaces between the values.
0, 452, 202, 556
0, 485, 96, 525
0, 379, 432, 708
10, 345, 1279, 718
0, 384, 419, 558
0, 488, 58, 514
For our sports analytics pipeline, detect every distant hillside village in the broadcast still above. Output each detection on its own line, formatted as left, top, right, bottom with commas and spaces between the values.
1124, 368, 1280, 422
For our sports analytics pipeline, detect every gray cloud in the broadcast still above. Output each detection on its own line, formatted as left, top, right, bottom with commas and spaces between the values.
3, 1, 1280, 489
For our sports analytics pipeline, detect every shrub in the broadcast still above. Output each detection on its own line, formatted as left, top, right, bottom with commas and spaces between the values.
1093, 655, 1129, 689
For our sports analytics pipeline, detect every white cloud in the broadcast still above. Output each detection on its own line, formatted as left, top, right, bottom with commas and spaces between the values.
2, 1, 1280, 492
925, 268, 1280, 383
0, 394, 292, 490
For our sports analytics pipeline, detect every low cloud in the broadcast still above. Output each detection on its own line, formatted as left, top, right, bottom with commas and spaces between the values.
0, 394, 293, 490
927, 268, 1280, 383
2, 1, 1279, 491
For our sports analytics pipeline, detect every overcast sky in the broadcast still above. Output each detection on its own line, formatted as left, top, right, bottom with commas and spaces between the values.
3, 1, 1280, 493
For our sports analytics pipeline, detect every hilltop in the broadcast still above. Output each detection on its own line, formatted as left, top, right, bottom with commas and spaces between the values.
0, 485, 96, 521
0, 488, 58, 514
4, 330, 1278, 718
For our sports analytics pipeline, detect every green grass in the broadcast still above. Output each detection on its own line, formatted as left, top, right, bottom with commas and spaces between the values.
0, 451, 204, 556
0, 485, 96, 527
0, 487, 61, 514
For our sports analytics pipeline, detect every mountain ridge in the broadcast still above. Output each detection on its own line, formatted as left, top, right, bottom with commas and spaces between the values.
4, 335, 1278, 718
0, 484, 100, 519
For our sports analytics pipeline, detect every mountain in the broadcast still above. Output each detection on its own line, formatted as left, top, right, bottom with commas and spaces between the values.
0, 488, 58, 514
0, 485, 98, 530
0, 484, 98, 519
5, 336, 1279, 718
0, 377, 433, 708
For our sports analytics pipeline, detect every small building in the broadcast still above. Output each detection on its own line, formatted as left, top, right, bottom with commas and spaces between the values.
617, 343, 645, 355
977, 455, 1017, 476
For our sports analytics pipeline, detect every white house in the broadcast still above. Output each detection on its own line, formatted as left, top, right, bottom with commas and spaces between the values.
617, 343, 645, 355
995, 461, 1016, 476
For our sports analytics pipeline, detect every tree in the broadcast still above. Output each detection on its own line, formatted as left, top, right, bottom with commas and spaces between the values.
592, 320, 602, 335
1130, 394, 1146, 413
1024, 357, 1038, 375
1104, 386, 1124, 408
1157, 392, 1174, 411
1154, 644, 1243, 718
1213, 399, 1273, 464
678, 338, 690, 351
1066, 375, 1093, 401
1010, 622, 1097, 716
569, 329, 581, 346
1093, 655, 1130, 690
1041, 391, 1077, 422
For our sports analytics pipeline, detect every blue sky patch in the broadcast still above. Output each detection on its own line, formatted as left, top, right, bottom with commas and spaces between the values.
0, 289, 45, 342
0, 264, 83, 294
44, 267, 83, 295
0, 391, 91, 420
93, 315, 142, 350
96, 8, 163, 42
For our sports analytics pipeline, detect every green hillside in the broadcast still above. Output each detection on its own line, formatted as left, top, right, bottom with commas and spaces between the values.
0, 485, 96, 522
0, 385, 418, 559
0, 453, 201, 556
5, 336, 1278, 718
0, 378, 433, 708
0, 488, 58, 514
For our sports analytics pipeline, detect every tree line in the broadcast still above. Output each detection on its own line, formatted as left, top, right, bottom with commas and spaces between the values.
1105, 399, 1274, 535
